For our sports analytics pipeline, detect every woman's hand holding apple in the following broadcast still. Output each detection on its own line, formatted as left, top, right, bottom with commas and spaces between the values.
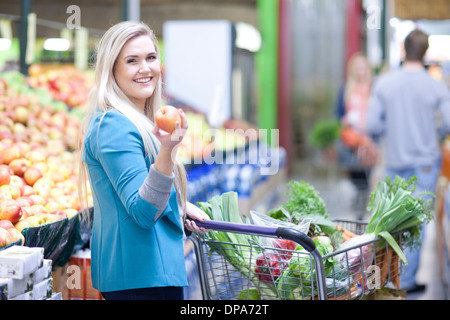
153, 106, 188, 150
152, 106, 188, 176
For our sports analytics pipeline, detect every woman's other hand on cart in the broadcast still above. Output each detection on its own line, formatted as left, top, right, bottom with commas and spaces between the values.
185, 202, 211, 234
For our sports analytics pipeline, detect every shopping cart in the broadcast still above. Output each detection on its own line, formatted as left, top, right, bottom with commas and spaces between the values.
190, 218, 403, 300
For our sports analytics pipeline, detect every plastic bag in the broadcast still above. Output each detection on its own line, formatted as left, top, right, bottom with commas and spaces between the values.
249, 211, 310, 260
247, 211, 311, 285
249, 210, 311, 234
335, 233, 375, 273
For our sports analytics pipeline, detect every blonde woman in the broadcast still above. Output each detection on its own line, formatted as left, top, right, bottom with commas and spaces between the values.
335, 52, 376, 215
78, 21, 210, 300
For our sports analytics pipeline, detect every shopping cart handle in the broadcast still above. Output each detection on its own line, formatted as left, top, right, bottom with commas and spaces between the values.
190, 219, 316, 253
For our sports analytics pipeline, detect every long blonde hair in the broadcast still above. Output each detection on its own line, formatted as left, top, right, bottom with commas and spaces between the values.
77, 21, 187, 220
344, 52, 373, 104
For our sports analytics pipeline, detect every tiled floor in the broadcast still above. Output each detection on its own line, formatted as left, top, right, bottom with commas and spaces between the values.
283, 157, 449, 300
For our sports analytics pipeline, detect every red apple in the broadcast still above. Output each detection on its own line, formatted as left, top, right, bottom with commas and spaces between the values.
0, 199, 22, 224
14, 219, 33, 232
24, 167, 43, 186
155, 105, 182, 134
21, 185, 36, 197
7, 228, 24, 245
0, 188, 12, 200
64, 208, 79, 219
50, 210, 67, 219
0, 227, 13, 247
0, 165, 12, 186
16, 196, 34, 208
13, 106, 29, 124
29, 194, 46, 206
9, 175, 25, 190
2, 145, 20, 164
25, 149, 47, 163
0, 219, 14, 230
15, 141, 31, 157
9, 158, 31, 177
21, 204, 48, 218
0, 185, 20, 200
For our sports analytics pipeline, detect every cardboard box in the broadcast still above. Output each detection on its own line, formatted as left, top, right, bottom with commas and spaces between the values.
0, 246, 44, 279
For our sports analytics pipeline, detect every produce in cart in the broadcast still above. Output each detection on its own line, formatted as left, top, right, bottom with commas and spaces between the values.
364, 175, 434, 264
276, 235, 336, 299
266, 180, 341, 244
194, 175, 432, 300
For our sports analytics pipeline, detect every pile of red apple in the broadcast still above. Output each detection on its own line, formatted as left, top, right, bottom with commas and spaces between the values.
0, 72, 91, 249
26, 64, 93, 109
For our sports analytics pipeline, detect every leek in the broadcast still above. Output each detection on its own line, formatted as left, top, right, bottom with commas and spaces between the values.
365, 175, 434, 264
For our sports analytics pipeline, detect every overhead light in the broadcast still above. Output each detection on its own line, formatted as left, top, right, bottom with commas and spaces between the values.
43, 38, 70, 51
0, 38, 11, 51
235, 22, 262, 52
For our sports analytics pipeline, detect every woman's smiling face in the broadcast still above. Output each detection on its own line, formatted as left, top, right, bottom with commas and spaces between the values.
114, 35, 161, 111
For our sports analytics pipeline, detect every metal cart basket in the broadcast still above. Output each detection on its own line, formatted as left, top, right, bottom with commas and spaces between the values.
191, 218, 403, 300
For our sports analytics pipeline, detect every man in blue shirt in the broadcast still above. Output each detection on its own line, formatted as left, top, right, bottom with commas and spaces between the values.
366, 29, 450, 293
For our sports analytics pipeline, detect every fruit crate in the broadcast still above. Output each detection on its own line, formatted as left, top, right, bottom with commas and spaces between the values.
67, 256, 103, 300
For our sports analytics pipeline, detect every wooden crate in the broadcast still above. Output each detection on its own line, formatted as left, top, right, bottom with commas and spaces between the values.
67, 257, 104, 300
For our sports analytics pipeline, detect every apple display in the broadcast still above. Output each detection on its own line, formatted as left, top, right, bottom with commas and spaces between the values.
155, 105, 182, 134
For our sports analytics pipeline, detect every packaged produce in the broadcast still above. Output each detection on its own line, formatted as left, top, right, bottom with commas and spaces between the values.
0, 246, 44, 279
9, 291, 32, 300
32, 277, 53, 300
254, 253, 281, 282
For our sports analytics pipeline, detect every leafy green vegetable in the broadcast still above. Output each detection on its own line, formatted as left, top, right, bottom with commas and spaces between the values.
365, 175, 434, 264
276, 236, 335, 299
267, 180, 338, 239
309, 119, 341, 149
237, 288, 260, 300
197, 191, 278, 298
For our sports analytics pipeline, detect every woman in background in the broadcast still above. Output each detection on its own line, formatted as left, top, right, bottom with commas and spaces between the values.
335, 52, 377, 216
